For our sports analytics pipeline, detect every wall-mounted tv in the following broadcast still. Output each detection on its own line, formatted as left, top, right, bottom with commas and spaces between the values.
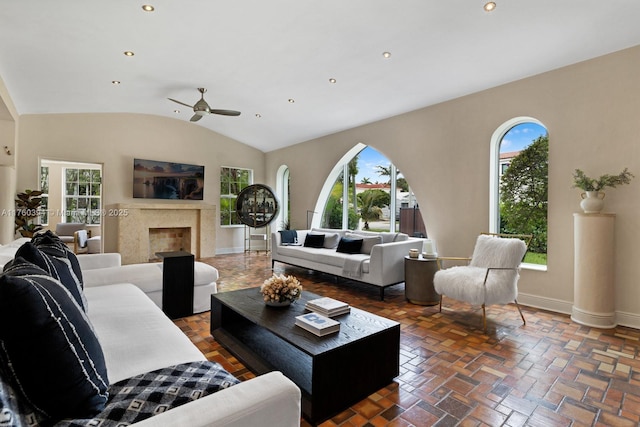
133, 158, 204, 200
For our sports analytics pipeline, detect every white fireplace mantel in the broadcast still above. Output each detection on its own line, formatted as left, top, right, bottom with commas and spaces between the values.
110, 203, 216, 265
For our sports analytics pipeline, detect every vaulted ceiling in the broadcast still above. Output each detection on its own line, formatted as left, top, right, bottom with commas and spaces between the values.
1, 1, 639, 152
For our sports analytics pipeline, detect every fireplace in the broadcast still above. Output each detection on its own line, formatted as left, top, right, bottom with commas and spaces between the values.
148, 227, 191, 261
110, 203, 216, 265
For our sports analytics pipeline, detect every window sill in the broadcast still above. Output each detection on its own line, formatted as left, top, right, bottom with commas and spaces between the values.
522, 262, 547, 272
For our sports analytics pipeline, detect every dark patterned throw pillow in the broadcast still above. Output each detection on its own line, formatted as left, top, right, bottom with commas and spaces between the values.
0, 257, 109, 419
8, 241, 87, 311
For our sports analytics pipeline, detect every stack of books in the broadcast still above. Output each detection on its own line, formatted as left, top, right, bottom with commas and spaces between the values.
305, 297, 351, 317
295, 312, 340, 336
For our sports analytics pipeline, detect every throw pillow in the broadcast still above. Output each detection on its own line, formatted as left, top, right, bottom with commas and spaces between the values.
303, 233, 325, 248
32, 230, 84, 286
345, 232, 382, 254
279, 229, 298, 244
336, 237, 363, 254
322, 233, 341, 249
0, 257, 109, 419
8, 241, 87, 311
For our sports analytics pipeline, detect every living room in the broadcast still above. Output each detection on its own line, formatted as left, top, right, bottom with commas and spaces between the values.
1, 2, 640, 425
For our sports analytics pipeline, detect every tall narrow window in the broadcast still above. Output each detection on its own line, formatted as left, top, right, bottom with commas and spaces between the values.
220, 167, 252, 226
491, 119, 548, 266
64, 167, 102, 224
39, 165, 49, 225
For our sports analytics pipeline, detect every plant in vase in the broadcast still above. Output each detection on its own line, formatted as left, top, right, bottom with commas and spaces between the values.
260, 274, 302, 306
14, 189, 44, 237
572, 168, 634, 213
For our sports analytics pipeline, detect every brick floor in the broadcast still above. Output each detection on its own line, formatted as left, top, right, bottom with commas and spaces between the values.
174, 252, 640, 426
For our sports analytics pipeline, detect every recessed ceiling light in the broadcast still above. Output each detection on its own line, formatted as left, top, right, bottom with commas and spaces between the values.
329, 78, 336, 84
382, 52, 391, 58
484, 2, 496, 12
142, 4, 155, 12
288, 99, 295, 103
255, 113, 262, 118
174, 109, 180, 114
124, 51, 135, 57
111, 80, 121, 85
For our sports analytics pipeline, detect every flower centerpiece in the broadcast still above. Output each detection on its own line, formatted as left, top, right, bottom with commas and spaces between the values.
260, 274, 303, 306
572, 168, 634, 213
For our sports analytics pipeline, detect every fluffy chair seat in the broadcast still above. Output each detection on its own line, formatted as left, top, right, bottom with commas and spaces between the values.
433, 233, 530, 332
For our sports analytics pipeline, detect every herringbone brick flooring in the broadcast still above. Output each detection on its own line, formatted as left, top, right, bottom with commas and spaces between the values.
174, 252, 640, 426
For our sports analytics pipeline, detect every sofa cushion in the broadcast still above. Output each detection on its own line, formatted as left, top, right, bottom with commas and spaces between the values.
9, 241, 87, 311
279, 229, 298, 244
0, 257, 109, 419
345, 232, 382, 254
304, 233, 325, 248
322, 232, 341, 249
336, 237, 363, 254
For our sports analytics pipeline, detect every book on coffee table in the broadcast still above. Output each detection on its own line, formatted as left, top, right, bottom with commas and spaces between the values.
295, 312, 340, 336
305, 297, 351, 317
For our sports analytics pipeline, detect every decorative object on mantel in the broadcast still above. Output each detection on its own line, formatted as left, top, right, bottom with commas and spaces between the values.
572, 168, 634, 213
260, 274, 302, 307
14, 189, 43, 237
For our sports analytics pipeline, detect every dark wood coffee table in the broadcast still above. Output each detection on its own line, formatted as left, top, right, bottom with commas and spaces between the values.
210, 288, 400, 425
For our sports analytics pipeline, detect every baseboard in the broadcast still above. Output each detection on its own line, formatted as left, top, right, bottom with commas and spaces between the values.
518, 292, 573, 315
215, 247, 245, 255
614, 311, 640, 330
518, 292, 640, 330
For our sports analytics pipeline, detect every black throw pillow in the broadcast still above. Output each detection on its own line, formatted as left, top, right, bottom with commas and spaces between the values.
279, 229, 298, 244
336, 237, 363, 254
0, 257, 109, 419
8, 242, 87, 311
31, 230, 84, 286
303, 233, 325, 248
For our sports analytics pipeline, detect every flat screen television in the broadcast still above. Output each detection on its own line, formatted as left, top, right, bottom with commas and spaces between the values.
133, 158, 204, 200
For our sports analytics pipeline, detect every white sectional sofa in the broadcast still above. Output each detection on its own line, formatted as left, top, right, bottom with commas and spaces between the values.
0, 235, 302, 426
0, 238, 218, 314
271, 228, 424, 300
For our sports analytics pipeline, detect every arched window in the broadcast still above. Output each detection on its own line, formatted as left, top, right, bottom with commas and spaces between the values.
314, 144, 423, 235
490, 117, 548, 267
275, 165, 290, 230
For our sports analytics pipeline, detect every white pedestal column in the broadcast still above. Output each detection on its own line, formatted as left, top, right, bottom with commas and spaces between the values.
572, 213, 616, 328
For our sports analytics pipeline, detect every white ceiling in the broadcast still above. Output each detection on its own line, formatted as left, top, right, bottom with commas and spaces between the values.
1, 1, 640, 152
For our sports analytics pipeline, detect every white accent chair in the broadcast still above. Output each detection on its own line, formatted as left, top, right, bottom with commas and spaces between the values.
73, 229, 101, 254
55, 222, 87, 244
433, 233, 531, 332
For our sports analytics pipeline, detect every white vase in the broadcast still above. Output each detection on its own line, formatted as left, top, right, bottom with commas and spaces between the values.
580, 191, 605, 213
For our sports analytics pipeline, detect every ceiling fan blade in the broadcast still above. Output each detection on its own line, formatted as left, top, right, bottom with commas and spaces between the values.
168, 98, 194, 108
190, 114, 203, 122
210, 109, 241, 117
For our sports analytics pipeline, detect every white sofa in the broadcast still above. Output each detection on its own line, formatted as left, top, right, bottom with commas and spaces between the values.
271, 228, 424, 300
0, 238, 302, 426
0, 238, 218, 314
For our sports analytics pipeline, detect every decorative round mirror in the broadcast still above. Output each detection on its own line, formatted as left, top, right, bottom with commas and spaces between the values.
235, 184, 279, 227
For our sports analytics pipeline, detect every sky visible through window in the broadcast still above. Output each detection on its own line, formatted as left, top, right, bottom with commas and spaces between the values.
355, 147, 391, 183
500, 122, 547, 153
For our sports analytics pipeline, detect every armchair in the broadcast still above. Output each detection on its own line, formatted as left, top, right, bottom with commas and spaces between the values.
433, 233, 531, 332
55, 222, 87, 244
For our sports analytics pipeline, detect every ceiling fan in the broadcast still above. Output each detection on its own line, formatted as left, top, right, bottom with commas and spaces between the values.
168, 88, 241, 122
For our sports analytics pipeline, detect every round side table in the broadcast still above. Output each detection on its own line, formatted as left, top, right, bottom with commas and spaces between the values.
404, 255, 440, 306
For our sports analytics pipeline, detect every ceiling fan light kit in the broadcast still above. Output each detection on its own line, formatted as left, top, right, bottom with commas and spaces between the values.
168, 87, 241, 122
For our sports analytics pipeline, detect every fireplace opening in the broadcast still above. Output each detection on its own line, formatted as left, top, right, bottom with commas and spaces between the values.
148, 227, 191, 261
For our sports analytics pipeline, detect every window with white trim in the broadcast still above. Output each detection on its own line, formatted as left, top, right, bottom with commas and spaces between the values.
490, 118, 548, 266
220, 167, 252, 226
64, 167, 102, 224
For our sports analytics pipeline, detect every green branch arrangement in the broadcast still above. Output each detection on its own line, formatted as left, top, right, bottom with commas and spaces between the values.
572, 168, 634, 192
